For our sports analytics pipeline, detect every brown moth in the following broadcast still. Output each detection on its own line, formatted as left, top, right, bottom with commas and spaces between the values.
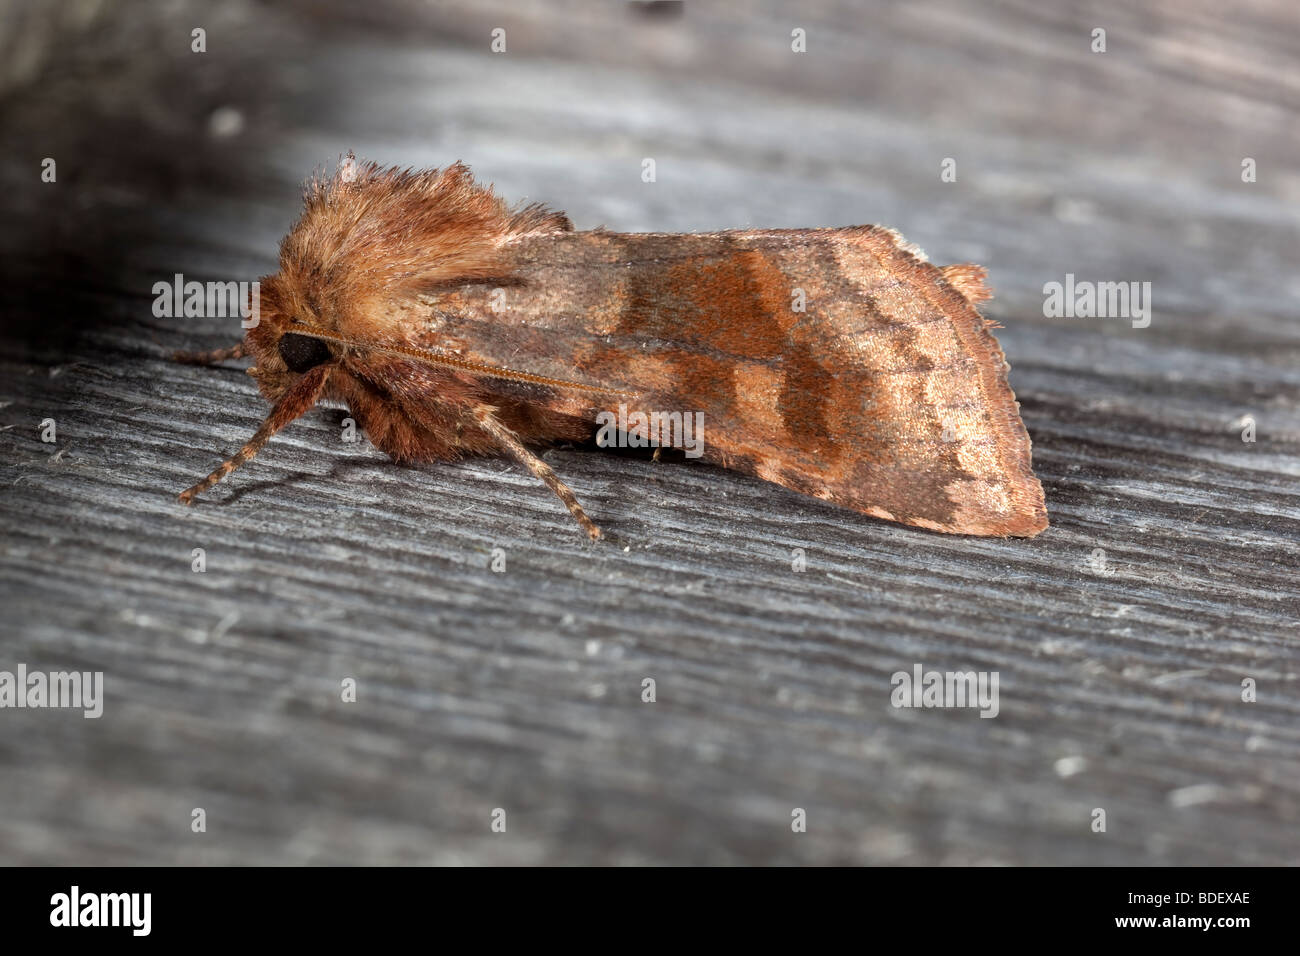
176, 157, 1047, 539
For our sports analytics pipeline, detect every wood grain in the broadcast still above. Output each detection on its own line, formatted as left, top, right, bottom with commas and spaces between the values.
0, 0, 1296, 865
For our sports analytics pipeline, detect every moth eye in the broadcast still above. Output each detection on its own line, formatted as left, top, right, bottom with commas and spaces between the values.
278, 332, 333, 372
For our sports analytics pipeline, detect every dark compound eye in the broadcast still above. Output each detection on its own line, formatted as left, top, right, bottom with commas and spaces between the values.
278, 332, 333, 372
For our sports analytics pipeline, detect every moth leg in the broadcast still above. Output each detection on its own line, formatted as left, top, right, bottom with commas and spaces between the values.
173, 342, 248, 365
472, 405, 602, 540
178, 365, 330, 504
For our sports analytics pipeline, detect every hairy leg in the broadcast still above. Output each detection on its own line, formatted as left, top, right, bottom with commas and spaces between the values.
173, 342, 248, 365
472, 404, 602, 540
179, 365, 330, 504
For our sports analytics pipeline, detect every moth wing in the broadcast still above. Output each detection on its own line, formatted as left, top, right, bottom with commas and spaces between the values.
412, 227, 1046, 537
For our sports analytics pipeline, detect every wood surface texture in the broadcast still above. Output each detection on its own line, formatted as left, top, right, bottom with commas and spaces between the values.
0, 0, 1296, 865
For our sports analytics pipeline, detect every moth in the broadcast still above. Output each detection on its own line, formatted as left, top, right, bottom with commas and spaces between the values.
176, 157, 1047, 539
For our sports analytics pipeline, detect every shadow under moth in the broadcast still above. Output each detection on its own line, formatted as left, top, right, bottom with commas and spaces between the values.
176, 157, 1047, 539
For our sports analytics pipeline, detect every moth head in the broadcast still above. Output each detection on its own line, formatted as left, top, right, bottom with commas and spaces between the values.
243, 274, 340, 399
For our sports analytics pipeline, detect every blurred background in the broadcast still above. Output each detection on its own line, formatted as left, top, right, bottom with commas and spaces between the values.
0, 0, 1296, 865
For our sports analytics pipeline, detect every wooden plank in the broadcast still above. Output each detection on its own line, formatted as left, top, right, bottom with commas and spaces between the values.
0, 0, 1295, 865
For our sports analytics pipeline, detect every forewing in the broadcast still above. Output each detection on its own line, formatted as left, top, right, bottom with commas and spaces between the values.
399, 227, 1046, 537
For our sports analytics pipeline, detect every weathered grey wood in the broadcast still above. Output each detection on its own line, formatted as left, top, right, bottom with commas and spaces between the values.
0, 0, 1296, 865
